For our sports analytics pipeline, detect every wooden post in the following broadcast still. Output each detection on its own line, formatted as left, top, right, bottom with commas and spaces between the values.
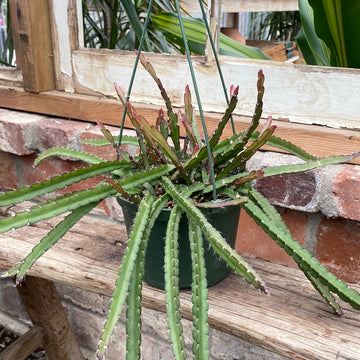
16, 276, 84, 360
8, 0, 22, 69
15, 0, 56, 92
205, 0, 221, 62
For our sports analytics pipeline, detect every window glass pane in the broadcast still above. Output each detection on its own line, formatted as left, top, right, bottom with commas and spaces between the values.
81, 0, 177, 53
0, 0, 15, 67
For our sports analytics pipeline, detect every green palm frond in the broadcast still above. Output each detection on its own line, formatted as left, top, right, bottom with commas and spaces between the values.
297, 0, 360, 67
152, 12, 270, 59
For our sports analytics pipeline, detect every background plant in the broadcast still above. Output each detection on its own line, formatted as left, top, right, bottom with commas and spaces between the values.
82, 0, 175, 52
152, 12, 269, 59
248, 10, 302, 41
0, 0, 270, 64
82, 0, 269, 59
3, 0, 360, 67
296, 0, 360, 67
0, 0, 14, 67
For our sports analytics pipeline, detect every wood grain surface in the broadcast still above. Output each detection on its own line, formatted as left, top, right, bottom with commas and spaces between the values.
0, 86, 359, 164
0, 204, 359, 360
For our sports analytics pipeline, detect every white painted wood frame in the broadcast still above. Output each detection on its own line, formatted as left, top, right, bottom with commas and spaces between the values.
182, 0, 299, 13
72, 49, 360, 130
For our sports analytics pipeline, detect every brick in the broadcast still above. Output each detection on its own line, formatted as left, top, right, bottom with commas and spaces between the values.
140, 332, 162, 360
80, 125, 137, 161
22, 155, 118, 219
0, 151, 18, 190
316, 217, 360, 284
20, 154, 115, 215
142, 306, 194, 350
0, 109, 45, 155
255, 171, 317, 211
21, 154, 85, 186
247, 152, 319, 212
236, 209, 307, 268
332, 165, 360, 221
140, 308, 170, 342
64, 299, 169, 360
102, 198, 124, 222
56, 283, 110, 315
93, 199, 113, 217
37, 117, 91, 151
79, 124, 119, 161
56, 176, 107, 195
0, 278, 29, 322
64, 301, 108, 352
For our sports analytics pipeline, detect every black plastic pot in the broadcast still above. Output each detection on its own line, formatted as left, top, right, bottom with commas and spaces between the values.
117, 197, 240, 289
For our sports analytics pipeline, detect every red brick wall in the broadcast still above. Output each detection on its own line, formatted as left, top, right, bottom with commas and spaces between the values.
1, 109, 359, 284
236, 209, 360, 284
236, 152, 360, 284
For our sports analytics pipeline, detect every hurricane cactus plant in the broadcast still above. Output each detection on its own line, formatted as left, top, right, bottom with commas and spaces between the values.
0, 54, 359, 359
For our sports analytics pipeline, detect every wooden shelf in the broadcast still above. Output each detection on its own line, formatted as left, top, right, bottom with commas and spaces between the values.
0, 85, 359, 164
0, 203, 359, 360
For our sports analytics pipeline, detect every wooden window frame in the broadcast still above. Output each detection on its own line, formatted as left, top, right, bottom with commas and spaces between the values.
0, 0, 359, 163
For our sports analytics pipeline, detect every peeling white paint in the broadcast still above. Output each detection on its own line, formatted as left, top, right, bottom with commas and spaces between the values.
52, 0, 72, 78
73, 50, 360, 130
76, 0, 84, 47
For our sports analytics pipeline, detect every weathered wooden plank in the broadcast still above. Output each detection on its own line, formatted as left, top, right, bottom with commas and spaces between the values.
0, 67, 22, 87
182, 0, 299, 13
15, 0, 55, 92
72, 50, 360, 130
0, 85, 359, 164
0, 207, 359, 360
0, 324, 45, 360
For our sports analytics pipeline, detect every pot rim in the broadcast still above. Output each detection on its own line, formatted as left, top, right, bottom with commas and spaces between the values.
116, 195, 241, 216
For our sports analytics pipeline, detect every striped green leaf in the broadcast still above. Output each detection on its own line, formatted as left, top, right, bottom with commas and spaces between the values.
82, 134, 139, 147
0, 185, 116, 234
4, 202, 98, 281
297, 0, 331, 66
97, 193, 154, 359
244, 189, 360, 311
297, 0, 360, 67
152, 12, 270, 60
34, 147, 105, 166
0, 161, 129, 207
161, 176, 267, 292
189, 218, 209, 360
164, 206, 186, 360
